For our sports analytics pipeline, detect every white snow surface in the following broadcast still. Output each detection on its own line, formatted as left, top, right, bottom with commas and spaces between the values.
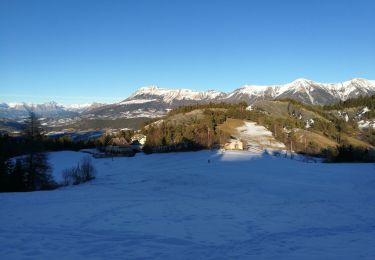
359, 106, 371, 117
128, 86, 225, 103
119, 99, 157, 105
305, 118, 314, 128
64, 103, 92, 109
238, 122, 273, 137
237, 122, 286, 149
6, 102, 24, 108
1, 150, 375, 259
358, 120, 375, 129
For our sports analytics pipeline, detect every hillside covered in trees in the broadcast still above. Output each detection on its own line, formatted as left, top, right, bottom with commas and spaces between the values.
141, 95, 375, 162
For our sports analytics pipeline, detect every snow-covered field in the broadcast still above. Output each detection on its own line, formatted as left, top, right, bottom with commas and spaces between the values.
1, 150, 375, 259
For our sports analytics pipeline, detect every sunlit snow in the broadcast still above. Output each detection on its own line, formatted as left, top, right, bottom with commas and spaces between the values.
1, 150, 375, 259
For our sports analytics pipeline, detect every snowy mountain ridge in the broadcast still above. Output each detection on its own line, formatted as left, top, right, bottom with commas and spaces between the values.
125, 78, 375, 106
1, 78, 375, 121
0, 101, 105, 111
0, 101, 107, 119
128, 85, 226, 104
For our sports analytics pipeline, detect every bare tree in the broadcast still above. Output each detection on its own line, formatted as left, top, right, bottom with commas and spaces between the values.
62, 156, 96, 186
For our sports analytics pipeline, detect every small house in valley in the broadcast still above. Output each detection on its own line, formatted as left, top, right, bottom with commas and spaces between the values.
224, 139, 244, 150
108, 137, 128, 146
103, 137, 134, 156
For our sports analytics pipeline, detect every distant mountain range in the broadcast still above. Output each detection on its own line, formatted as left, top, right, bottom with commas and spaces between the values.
2, 78, 375, 122
83, 78, 375, 119
0, 102, 105, 119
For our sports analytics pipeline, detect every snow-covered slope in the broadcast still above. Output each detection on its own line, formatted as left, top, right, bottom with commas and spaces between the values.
1, 150, 375, 259
236, 121, 286, 150
127, 86, 226, 104
64, 102, 106, 113
227, 78, 375, 105
87, 87, 225, 118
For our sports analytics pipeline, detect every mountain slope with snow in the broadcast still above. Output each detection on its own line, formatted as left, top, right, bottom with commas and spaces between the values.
122, 78, 375, 111
226, 78, 375, 105
127, 85, 226, 104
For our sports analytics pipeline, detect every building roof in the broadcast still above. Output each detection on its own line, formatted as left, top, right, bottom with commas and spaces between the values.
108, 137, 129, 146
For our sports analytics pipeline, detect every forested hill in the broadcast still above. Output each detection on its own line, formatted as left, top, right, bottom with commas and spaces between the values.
141, 97, 375, 161
324, 94, 375, 110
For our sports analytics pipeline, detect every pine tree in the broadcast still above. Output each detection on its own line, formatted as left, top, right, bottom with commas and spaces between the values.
11, 159, 26, 192
24, 111, 43, 140
0, 156, 11, 192
22, 111, 55, 191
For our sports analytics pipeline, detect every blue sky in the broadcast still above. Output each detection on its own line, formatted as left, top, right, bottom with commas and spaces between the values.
1, 0, 374, 104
